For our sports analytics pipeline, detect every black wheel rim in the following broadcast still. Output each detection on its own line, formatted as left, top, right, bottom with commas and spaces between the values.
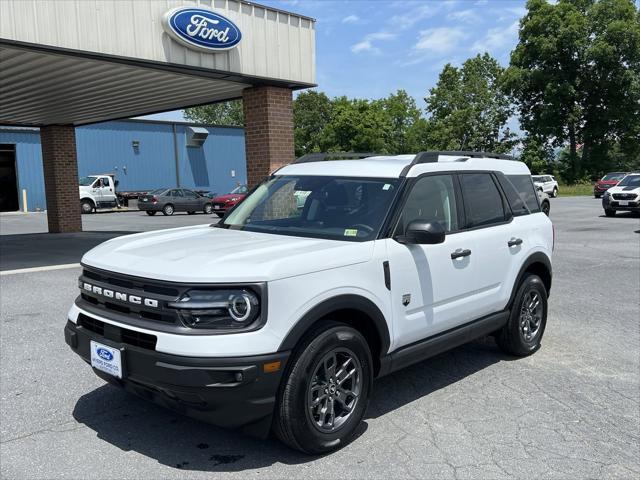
306, 348, 362, 433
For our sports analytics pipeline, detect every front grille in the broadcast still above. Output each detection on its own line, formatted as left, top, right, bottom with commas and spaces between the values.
612, 193, 637, 200
77, 313, 157, 350
79, 267, 181, 326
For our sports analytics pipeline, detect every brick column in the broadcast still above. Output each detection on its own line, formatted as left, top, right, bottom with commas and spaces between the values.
242, 86, 295, 187
40, 125, 82, 233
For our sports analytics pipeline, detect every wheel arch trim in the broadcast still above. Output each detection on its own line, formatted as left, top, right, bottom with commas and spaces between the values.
277, 294, 391, 357
508, 252, 552, 308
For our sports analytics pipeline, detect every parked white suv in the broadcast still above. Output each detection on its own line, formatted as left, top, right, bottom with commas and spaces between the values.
65, 151, 553, 454
532, 174, 559, 197
602, 173, 640, 216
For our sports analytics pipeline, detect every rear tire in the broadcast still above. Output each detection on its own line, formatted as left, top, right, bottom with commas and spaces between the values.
497, 274, 547, 357
551, 187, 558, 198
605, 209, 616, 217
146, 211, 156, 216
541, 200, 550, 216
80, 199, 94, 214
162, 204, 174, 216
274, 322, 372, 454
203, 203, 213, 215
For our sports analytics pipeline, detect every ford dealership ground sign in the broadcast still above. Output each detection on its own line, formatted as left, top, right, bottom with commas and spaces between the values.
162, 7, 242, 51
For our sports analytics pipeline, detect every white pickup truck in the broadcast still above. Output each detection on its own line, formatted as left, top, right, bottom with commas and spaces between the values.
79, 174, 118, 213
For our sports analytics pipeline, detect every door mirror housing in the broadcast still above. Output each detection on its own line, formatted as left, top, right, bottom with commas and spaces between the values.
397, 220, 445, 245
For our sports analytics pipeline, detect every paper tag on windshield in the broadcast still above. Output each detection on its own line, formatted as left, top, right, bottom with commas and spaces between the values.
383, 184, 391, 190
344, 229, 358, 237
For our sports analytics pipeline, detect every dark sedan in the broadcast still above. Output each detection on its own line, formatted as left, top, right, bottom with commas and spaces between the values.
138, 188, 214, 216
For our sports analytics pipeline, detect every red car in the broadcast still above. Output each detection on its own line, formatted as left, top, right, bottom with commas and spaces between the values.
211, 185, 248, 217
594, 172, 627, 198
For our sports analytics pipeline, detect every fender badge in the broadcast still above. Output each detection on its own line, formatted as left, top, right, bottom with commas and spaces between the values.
402, 294, 411, 306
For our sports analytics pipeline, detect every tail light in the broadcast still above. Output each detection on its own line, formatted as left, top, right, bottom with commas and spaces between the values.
152, 196, 158, 204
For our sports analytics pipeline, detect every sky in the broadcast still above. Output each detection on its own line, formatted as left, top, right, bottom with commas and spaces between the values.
141, 0, 531, 122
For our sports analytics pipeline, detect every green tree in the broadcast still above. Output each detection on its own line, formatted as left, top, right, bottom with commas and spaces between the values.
425, 53, 516, 154
519, 136, 554, 174
379, 90, 421, 153
505, 0, 640, 182
293, 91, 333, 157
184, 99, 244, 126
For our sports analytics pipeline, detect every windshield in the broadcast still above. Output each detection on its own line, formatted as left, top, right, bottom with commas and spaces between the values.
78, 176, 97, 186
230, 185, 248, 194
617, 175, 640, 187
602, 173, 626, 181
532, 176, 544, 182
220, 176, 400, 241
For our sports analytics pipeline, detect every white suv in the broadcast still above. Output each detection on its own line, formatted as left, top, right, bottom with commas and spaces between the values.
602, 173, 640, 216
532, 175, 559, 197
65, 151, 553, 454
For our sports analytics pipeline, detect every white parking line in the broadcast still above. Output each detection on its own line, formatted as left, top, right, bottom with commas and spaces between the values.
0, 263, 81, 276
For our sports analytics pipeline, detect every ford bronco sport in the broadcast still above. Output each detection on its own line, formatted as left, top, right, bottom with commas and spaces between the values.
65, 151, 553, 454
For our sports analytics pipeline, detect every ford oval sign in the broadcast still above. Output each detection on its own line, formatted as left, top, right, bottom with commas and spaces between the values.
162, 7, 242, 52
96, 348, 113, 361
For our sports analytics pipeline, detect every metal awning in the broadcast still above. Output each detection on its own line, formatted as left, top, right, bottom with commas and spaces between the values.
0, 41, 309, 127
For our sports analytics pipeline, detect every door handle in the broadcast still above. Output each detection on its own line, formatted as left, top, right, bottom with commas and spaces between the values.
451, 248, 472, 259
508, 238, 523, 247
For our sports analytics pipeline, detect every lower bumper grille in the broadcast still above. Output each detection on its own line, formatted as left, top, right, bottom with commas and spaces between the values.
77, 313, 157, 351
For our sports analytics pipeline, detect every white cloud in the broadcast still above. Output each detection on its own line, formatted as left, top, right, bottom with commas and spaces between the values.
390, 4, 435, 29
342, 14, 359, 24
414, 27, 467, 55
351, 32, 396, 54
447, 9, 478, 24
474, 0, 488, 5
471, 21, 519, 53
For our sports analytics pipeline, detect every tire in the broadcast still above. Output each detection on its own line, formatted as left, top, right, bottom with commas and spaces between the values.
594, 194, 601, 199
497, 274, 548, 357
274, 322, 373, 454
541, 200, 550, 216
605, 209, 616, 217
187, 211, 196, 215
551, 187, 558, 198
203, 203, 213, 215
214, 212, 224, 218
80, 199, 94, 214
146, 211, 156, 216
162, 204, 174, 216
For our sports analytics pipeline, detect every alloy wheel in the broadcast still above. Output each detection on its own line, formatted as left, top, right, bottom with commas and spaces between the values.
520, 291, 543, 342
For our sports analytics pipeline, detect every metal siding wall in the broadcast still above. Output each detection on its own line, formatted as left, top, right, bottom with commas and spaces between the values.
0, 122, 246, 211
177, 125, 246, 195
0, 129, 46, 211
0, 0, 316, 85
75, 121, 178, 192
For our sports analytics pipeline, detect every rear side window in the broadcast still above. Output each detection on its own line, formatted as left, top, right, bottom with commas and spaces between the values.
459, 173, 506, 227
504, 175, 541, 213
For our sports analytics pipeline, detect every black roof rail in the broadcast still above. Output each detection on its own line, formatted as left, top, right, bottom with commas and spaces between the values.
294, 152, 380, 163
413, 151, 514, 164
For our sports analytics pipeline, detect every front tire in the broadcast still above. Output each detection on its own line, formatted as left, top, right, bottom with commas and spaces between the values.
497, 274, 547, 357
203, 203, 213, 215
162, 204, 174, 216
541, 200, 550, 216
605, 209, 616, 217
80, 199, 94, 214
274, 322, 372, 454
551, 187, 558, 198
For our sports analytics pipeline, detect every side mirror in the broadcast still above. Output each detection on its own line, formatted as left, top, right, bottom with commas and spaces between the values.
398, 220, 445, 245
537, 186, 543, 192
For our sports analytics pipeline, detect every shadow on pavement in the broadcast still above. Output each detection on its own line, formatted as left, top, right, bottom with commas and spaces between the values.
0, 231, 134, 271
72, 337, 509, 472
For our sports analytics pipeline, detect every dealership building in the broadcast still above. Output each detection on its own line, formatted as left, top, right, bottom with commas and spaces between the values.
0, 0, 316, 231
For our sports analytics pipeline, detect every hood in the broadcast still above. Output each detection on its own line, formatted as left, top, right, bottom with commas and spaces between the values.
597, 180, 619, 185
607, 185, 640, 194
213, 193, 243, 202
81, 225, 374, 283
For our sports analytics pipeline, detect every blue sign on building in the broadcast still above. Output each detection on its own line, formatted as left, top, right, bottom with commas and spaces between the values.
162, 7, 242, 51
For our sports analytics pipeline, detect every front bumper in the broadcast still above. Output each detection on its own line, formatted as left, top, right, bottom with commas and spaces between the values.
64, 320, 289, 437
602, 195, 640, 212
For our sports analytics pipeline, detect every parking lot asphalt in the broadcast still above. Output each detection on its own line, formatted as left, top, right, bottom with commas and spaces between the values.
1, 197, 639, 479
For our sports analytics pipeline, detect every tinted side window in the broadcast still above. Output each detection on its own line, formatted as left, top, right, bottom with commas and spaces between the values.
183, 190, 197, 198
496, 174, 529, 216
460, 173, 506, 227
506, 175, 541, 213
397, 175, 459, 234
102, 177, 110, 187
170, 189, 183, 197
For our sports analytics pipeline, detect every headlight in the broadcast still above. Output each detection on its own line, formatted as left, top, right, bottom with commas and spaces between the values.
168, 289, 261, 330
